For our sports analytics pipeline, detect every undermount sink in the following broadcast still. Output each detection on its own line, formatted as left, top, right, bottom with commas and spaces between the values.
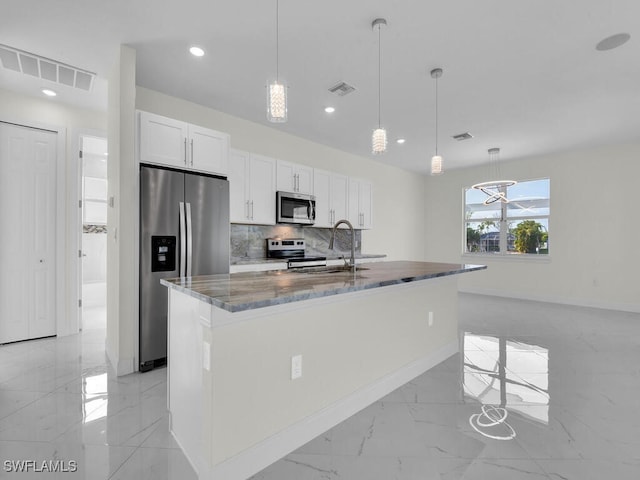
289, 266, 370, 274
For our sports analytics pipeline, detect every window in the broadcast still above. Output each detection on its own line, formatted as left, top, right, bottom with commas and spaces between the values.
465, 178, 550, 255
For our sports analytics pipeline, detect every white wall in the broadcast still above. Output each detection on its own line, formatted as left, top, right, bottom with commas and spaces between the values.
107, 45, 138, 375
135, 87, 427, 261
0, 87, 107, 335
424, 143, 640, 313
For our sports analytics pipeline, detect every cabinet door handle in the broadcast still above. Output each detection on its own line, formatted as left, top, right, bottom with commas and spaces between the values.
184, 138, 188, 165
250, 200, 254, 220
246, 200, 250, 219
190, 139, 194, 166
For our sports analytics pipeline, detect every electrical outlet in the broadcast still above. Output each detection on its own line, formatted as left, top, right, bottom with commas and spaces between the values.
291, 355, 302, 380
428, 311, 434, 327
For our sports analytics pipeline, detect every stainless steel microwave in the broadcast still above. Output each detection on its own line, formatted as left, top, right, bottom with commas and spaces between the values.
276, 191, 316, 225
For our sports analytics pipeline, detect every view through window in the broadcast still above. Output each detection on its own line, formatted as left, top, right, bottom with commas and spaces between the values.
465, 178, 550, 255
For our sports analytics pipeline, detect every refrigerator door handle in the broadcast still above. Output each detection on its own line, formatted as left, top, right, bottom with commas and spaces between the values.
179, 202, 186, 277
186, 202, 193, 277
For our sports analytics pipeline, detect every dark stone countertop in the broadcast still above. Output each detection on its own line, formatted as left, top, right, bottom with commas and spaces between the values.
161, 261, 486, 313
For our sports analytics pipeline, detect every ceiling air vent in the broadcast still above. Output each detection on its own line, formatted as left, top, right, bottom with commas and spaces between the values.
452, 132, 474, 141
0, 44, 96, 92
328, 81, 356, 96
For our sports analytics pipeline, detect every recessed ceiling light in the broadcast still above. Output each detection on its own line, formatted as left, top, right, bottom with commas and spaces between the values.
41, 88, 57, 97
596, 33, 630, 51
324, 106, 335, 113
189, 46, 205, 57
396, 138, 406, 144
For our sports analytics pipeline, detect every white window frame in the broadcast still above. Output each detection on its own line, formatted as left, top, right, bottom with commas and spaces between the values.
463, 178, 550, 259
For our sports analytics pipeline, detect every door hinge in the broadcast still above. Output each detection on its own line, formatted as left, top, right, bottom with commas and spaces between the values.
78, 249, 83, 258
78, 299, 82, 308
79, 150, 83, 159
79, 199, 82, 208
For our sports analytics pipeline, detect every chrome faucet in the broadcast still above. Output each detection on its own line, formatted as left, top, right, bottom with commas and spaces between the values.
329, 219, 356, 272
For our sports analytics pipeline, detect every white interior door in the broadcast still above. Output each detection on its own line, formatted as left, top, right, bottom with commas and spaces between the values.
0, 123, 57, 343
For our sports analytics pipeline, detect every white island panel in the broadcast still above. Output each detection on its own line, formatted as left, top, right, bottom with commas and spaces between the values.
168, 273, 463, 480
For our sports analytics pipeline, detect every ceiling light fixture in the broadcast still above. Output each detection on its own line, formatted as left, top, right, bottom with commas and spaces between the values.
41, 88, 57, 97
430, 67, 444, 175
324, 106, 335, 113
396, 138, 406, 144
472, 148, 517, 205
267, 0, 287, 123
371, 18, 387, 155
189, 46, 205, 57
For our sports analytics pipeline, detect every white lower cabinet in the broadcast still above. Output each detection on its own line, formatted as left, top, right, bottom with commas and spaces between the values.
348, 178, 373, 229
313, 169, 349, 228
138, 111, 229, 176
229, 149, 276, 224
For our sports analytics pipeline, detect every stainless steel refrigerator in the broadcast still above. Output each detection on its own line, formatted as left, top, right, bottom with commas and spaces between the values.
139, 164, 230, 372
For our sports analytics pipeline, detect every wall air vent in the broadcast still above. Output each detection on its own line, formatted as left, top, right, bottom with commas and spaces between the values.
328, 81, 356, 96
0, 44, 96, 92
452, 132, 474, 141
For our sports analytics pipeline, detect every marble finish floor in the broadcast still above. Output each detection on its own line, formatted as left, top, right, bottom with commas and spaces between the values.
1, 295, 639, 479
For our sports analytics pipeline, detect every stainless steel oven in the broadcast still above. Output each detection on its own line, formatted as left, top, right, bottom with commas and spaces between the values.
276, 191, 316, 225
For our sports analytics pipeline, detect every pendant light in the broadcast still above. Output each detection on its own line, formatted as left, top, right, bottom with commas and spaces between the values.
472, 148, 517, 204
430, 67, 443, 175
267, 0, 287, 122
371, 18, 387, 154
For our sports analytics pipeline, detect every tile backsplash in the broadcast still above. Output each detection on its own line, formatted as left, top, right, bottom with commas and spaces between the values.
231, 224, 362, 262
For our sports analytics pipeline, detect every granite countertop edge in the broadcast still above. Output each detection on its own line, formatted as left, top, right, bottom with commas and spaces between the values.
161, 261, 487, 314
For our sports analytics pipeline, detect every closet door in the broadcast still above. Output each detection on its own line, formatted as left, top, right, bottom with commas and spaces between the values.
0, 123, 57, 343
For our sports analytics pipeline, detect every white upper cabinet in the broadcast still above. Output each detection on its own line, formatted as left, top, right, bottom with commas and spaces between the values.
229, 149, 250, 224
229, 149, 276, 225
189, 124, 229, 175
138, 111, 229, 176
139, 111, 188, 169
313, 169, 349, 228
313, 169, 330, 228
348, 178, 373, 229
276, 159, 313, 195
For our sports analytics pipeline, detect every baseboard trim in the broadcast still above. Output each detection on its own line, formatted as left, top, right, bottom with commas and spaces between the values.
105, 340, 135, 376
458, 286, 640, 314
201, 340, 458, 480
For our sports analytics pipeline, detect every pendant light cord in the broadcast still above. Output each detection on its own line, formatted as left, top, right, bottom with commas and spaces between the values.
435, 75, 439, 156
378, 24, 382, 128
276, 0, 279, 81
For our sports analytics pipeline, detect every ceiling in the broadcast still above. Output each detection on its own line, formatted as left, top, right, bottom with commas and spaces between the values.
1, 0, 638, 174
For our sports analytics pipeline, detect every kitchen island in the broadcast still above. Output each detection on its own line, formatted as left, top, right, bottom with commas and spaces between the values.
161, 261, 485, 480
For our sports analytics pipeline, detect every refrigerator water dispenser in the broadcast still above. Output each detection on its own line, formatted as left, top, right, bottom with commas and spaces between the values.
151, 236, 176, 272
